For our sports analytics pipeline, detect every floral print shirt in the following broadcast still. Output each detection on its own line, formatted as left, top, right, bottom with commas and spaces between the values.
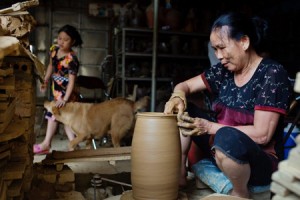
201, 58, 292, 157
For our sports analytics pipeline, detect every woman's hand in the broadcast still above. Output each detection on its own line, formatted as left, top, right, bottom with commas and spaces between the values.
164, 91, 187, 115
164, 97, 185, 115
177, 112, 211, 136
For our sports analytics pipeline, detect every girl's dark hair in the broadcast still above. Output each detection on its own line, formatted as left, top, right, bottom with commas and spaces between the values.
211, 12, 268, 53
58, 24, 83, 47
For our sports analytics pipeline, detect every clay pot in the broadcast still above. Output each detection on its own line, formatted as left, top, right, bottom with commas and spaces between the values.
145, 2, 154, 28
131, 112, 181, 200
164, 8, 181, 30
146, 2, 164, 29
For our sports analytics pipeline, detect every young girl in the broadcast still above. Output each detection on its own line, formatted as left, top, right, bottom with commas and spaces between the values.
34, 24, 83, 154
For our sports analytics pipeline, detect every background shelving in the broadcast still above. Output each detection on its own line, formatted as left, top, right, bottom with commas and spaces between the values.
114, 27, 209, 111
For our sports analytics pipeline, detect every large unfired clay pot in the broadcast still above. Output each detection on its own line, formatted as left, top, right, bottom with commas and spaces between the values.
131, 112, 181, 200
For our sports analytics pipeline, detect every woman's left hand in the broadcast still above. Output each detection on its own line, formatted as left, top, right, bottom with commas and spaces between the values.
177, 113, 211, 136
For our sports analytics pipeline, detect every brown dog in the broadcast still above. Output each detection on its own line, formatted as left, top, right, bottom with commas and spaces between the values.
44, 96, 150, 150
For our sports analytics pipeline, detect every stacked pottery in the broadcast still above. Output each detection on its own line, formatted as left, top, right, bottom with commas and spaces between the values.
131, 112, 181, 200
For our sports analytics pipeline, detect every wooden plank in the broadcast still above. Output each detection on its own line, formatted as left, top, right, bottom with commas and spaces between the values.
287, 156, 300, 171
42, 154, 131, 166
0, 76, 15, 90
272, 194, 300, 200
22, 166, 33, 192
14, 73, 33, 90
0, 99, 10, 110
0, 142, 11, 153
272, 171, 300, 196
279, 160, 300, 179
0, 67, 13, 77
0, 159, 8, 169
51, 146, 131, 160
6, 179, 23, 197
0, 117, 26, 143
289, 146, 300, 159
0, 98, 16, 134
201, 193, 248, 200
0, 1, 39, 14
15, 103, 34, 117
56, 191, 85, 200
277, 168, 297, 183
0, 97, 15, 122
0, 150, 10, 160
3, 161, 26, 180
0, 93, 9, 101
14, 89, 34, 104
270, 181, 291, 197
0, 180, 7, 200
0, 36, 19, 59
296, 135, 300, 144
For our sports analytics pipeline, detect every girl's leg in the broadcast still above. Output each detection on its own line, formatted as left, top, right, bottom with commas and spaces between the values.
64, 125, 76, 141
35, 119, 58, 151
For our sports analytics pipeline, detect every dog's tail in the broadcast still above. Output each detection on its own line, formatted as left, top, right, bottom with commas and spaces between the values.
134, 96, 150, 113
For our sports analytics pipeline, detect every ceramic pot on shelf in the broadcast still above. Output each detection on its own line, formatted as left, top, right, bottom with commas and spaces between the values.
131, 112, 181, 200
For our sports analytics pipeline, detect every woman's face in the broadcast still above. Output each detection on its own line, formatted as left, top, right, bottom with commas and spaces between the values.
57, 31, 73, 52
210, 26, 246, 72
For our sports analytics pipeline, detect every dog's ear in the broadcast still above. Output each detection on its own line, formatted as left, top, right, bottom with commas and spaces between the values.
52, 106, 61, 116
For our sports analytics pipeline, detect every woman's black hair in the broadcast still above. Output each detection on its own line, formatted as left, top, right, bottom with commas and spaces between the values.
211, 12, 268, 53
58, 24, 83, 47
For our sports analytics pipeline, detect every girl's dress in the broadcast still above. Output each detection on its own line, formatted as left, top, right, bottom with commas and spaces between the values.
50, 45, 80, 102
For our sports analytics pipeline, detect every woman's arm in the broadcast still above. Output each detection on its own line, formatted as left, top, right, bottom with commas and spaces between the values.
200, 110, 280, 145
236, 110, 280, 145
173, 74, 207, 94
178, 109, 280, 145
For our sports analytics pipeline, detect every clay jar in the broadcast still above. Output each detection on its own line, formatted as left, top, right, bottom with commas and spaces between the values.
164, 8, 181, 30
131, 112, 181, 200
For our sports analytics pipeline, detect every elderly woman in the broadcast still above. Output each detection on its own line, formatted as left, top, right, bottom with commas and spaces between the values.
164, 12, 292, 198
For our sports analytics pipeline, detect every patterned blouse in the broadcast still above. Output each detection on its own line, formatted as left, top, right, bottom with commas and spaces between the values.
50, 45, 79, 101
201, 58, 292, 157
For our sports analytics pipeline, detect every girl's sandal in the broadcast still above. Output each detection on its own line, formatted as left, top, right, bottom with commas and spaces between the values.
33, 144, 50, 154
